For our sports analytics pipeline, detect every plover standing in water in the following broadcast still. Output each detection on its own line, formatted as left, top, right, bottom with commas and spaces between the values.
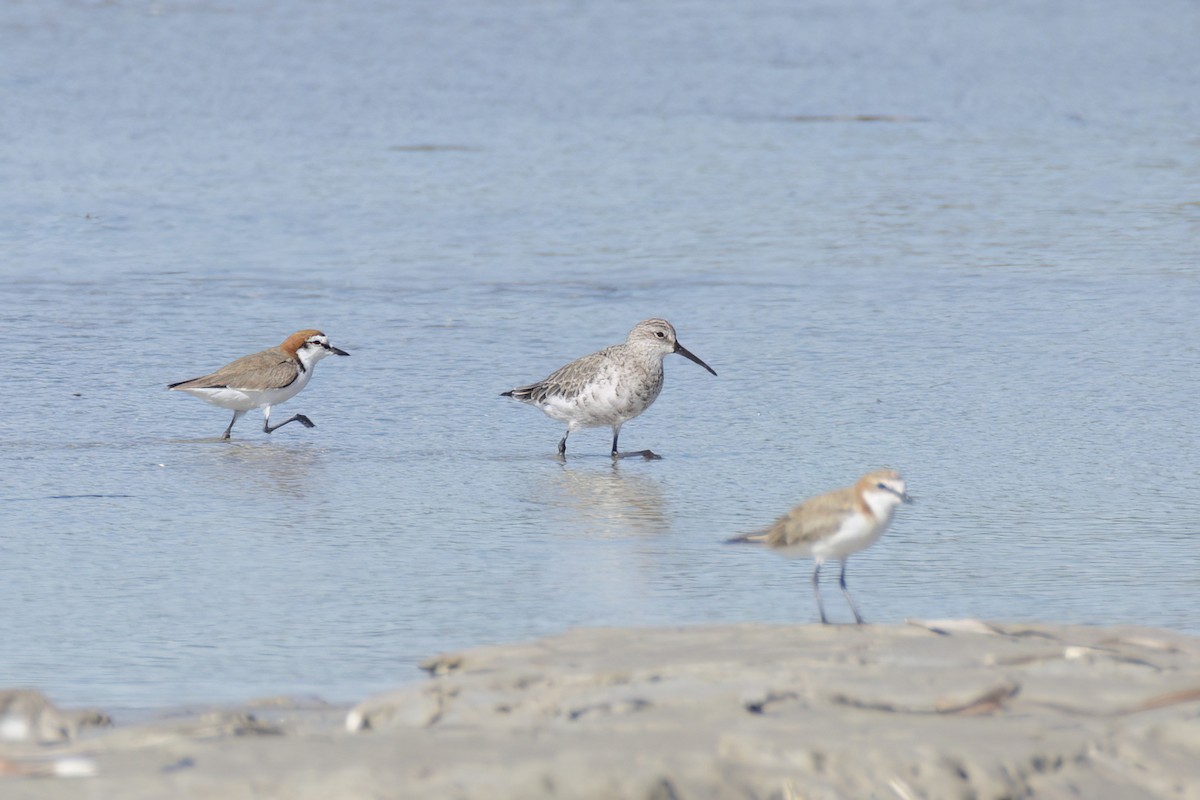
168, 329, 349, 440
502, 318, 717, 459
727, 470, 913, 624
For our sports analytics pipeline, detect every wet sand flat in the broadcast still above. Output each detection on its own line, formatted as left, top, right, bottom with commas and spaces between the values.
4, 620, 1200, 798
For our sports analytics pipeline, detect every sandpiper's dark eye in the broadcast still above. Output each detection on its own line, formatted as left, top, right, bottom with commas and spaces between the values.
655, 331, 665, 338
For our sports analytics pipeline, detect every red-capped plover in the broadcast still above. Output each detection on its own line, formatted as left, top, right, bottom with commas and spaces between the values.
168, 329, 349, 440
502, 318, 717, 459
727, 470, 913, 624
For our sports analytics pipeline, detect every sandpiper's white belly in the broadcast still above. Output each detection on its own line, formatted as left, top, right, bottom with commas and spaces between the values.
539, 372, 661, 430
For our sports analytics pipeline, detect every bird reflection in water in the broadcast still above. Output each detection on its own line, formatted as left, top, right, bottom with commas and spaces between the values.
208, 441, 326, 500
541, 461, 669, 537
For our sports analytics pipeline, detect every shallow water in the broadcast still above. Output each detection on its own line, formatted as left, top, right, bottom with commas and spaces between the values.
1, 0, 1198, 712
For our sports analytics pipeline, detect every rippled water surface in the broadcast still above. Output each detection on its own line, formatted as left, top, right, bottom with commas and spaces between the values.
2, 0, 1198, 711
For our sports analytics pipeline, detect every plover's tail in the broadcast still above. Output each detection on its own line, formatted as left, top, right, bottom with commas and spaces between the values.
168, 372, 229, 391
725, 531, 769, 545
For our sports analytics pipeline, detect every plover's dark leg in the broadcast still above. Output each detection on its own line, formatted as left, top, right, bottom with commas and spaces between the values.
839, 561, 865, 624
221, 410, 245, 440
558, 430, 569, 457
812, 561, 829, 624
264, 412, 314, 431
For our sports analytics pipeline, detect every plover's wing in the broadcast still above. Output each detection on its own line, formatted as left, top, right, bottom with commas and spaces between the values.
766, 487, 859, 549
504, 348, 612, 404
169, 347, 300, 392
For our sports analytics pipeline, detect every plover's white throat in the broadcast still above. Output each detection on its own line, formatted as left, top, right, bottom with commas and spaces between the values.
727, 470, 913, 624
502, 318, 717, 459
168, 329, 349, 440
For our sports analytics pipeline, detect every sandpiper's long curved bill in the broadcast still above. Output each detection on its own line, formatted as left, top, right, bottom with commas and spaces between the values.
674, 342, 717, 376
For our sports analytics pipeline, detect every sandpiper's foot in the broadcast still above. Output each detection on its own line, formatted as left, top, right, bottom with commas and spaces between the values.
613, 449, 662, 460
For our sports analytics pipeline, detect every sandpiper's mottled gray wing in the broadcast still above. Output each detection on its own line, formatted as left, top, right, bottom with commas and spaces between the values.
168, 347, 300, 392
503, 347, 616, 404
765, 487, 859, 549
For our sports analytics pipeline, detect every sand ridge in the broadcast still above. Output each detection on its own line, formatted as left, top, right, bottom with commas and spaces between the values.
4, 621, 1200, 798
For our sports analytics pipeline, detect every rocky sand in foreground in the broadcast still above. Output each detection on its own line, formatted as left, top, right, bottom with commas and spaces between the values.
3, 621, 1200, 798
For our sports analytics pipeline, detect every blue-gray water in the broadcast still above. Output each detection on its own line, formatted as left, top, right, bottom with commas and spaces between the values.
2, 0, 1198, 713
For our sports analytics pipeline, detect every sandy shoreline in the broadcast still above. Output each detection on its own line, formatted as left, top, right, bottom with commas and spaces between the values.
3, 620, 1200, 798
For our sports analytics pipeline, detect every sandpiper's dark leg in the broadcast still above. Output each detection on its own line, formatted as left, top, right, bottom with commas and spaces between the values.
222, 410, 245, 440
264, 414, 315, 434
813, 562, 829, 624
558, 430, 569, 457
839, 561, 865, 624
611, 427, 661, 460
